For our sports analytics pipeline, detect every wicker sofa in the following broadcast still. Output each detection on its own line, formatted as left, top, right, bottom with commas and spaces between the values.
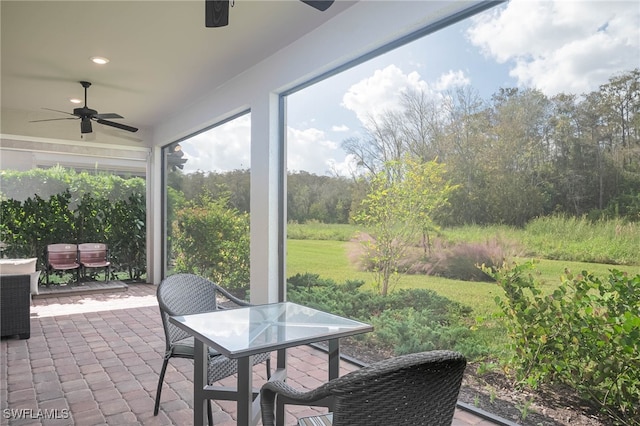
0, 274, 31, 339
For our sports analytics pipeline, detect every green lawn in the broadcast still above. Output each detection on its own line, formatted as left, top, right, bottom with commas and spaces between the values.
286, 239, 640, 319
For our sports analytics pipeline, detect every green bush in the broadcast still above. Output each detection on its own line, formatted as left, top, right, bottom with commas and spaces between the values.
172, 196, 250, 295
1, 191, 76, 260
108, 193, 146, 281
0, 186, 147, 282
286, 273, 488, 360
405, 240, 504, 281
491, 261, 640, 425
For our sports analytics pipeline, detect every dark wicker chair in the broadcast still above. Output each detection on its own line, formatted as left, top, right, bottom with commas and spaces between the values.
154, 273, 271, 424
0, 274, 31, 339
261, 350, 466, 426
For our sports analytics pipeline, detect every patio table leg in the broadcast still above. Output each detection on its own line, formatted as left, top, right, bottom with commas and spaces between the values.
236, 355, 254, 426
194, 339, 208, 425
327, 338, 340, 412
276, 349, 287, 426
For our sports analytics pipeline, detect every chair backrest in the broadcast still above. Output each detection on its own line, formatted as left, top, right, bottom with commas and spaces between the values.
46, 244, 78, 266
78, 243, 108, 264
329, 350, 466, 426
156, 274, 221, 351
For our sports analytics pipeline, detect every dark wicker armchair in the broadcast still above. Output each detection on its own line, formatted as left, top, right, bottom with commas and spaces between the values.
261, 350, 466, 426
154, 273, 271, 424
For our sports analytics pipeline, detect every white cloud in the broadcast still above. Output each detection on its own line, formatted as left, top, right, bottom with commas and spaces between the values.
435, 70, 471, 91
287, 126, 348, 175
467, 0, 640, 95
178, 117, 354, 176
182, 114, 251, 173
341, 64, 470, 125
331, 124, 350, 132
341, 64, 430, 123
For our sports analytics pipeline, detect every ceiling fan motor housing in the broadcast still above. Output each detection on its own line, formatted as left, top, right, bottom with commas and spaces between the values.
73, 107, 98, 117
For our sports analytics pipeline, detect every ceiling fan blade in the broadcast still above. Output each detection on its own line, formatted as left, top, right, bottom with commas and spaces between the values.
96, 119, 139, 133
29, 117, 78, 123
94, 113, 123, 120
42, 107, 77, 116
300, 0, 334, 11
205, 0, 229, 27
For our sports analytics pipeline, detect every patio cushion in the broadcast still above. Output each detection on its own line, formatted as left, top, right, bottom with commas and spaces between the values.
0, 258, 37, 274
0, 258, 39, 295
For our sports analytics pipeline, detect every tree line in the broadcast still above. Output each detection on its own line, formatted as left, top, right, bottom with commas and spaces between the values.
170, 69, 639, 227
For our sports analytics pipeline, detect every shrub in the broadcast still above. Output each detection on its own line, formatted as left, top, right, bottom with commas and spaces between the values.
172, 196, 250, 296
490, 261, 640, 424
0, 167, 147, 282
0, 190, 147, 281
286, 273, 488, 360
409, 240, 504, 281
349, 235, 504, 282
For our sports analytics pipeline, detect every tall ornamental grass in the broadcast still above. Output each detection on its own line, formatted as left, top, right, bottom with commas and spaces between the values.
523, 215, 640, 265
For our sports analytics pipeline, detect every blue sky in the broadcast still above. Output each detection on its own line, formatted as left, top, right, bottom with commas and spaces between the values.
181, 0, 640, 176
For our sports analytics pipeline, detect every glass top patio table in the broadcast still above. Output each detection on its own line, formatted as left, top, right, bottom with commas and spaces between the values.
169, 301, 373, 426
170, 301, 372, 357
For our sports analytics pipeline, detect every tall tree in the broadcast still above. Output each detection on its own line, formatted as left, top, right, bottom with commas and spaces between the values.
599, 69, 640, 172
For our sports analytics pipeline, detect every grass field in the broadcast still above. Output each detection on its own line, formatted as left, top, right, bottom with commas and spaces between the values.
286, 231, 640, 362
286, 223, 640, 319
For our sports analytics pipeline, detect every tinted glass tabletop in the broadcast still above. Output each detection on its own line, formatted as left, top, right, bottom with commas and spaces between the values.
170, 302, 373, 357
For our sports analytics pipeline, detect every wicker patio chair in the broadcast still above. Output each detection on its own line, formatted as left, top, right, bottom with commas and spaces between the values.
261, 350, 466, 426
154, 273, 271, 424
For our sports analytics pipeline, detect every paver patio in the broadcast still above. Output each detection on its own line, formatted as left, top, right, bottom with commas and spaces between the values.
1, 283, 501, 425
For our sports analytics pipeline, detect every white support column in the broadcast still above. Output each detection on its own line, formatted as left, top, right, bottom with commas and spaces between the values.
148, 145, 163, 284
249, 93, 282, 304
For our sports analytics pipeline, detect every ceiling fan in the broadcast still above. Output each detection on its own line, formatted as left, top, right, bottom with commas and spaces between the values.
30, 81, 138, 134
205, 0, 335, 27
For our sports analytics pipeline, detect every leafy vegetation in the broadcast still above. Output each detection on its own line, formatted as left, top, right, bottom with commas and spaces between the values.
0, 186, 146, 281
287, 273, 489, 360
353, 158, 457, 294
287, 223, 640, 424
171, 195, 250, 295
490, 261, 640, 425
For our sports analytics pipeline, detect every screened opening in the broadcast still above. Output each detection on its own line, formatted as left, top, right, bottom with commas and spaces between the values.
283, 2, 639, 424
162, 112, 252, 298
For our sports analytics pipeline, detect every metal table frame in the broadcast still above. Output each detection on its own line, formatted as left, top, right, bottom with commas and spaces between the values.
169, 301, 373, 426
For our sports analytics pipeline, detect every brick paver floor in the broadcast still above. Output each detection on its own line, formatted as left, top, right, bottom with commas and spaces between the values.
1, 283, 501, 425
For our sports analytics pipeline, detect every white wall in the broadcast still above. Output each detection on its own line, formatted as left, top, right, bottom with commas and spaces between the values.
149, 1, 487, 301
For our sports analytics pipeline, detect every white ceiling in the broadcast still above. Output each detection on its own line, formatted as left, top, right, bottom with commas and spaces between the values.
1, 0, 355, 139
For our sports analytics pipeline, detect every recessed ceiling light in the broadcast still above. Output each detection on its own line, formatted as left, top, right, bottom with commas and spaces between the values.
90, 56, 109, 65
69, 98, 82, 104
